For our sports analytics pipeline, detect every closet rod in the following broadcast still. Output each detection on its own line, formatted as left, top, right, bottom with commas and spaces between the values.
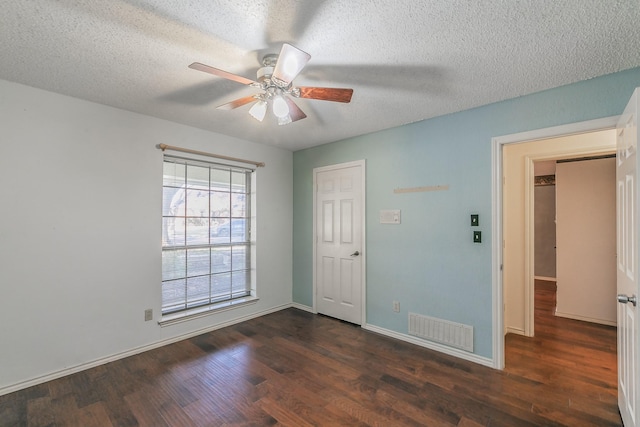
158, 143, 265, 168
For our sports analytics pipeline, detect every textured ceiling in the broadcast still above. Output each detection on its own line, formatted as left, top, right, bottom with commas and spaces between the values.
1, 1, 640, 151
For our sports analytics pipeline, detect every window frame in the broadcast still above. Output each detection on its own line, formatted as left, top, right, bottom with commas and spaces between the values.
160, 154, 257, 324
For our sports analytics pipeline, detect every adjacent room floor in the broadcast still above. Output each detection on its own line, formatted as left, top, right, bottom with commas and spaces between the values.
0, 280, 620, 426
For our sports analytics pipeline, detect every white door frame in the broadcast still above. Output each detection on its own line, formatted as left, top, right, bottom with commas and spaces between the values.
312, 160, 367, 325
491, 116, 619, 369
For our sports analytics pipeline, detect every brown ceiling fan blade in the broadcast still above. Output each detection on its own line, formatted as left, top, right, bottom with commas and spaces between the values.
297, 87, 353, 103
284, 97, 307, 122
189, 62, 256, 85
272, 44, 311, 86
216, 95, 258, 110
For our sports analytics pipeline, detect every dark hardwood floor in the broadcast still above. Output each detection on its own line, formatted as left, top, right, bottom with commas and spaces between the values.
1, 281, 621, 426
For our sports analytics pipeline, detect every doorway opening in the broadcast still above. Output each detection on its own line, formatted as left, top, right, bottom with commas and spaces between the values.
491, 116, 619, 369
502, 129, 616, 338
533, 155, 617, 328
500, 128, 619, 423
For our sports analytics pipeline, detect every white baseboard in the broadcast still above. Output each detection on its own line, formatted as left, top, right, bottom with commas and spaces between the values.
505, 326, 526, 336
0, 303, 293, 397
362, 323, 494, 368
554, 310, 617, 327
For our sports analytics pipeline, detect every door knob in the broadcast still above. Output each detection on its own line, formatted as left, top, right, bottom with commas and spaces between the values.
618, 294, 637, 306
350, 251, 360, 257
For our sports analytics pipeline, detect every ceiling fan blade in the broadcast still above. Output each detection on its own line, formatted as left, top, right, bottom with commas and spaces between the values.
284, 97, 307, 123
189, 62, 257, 86
216, 95, 258, 110
297, 87, 353, 103
272, 44, 311, 87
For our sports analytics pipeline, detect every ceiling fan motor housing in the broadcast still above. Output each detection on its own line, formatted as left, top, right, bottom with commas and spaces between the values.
257, 53, 278, 83
256, 65, 274, 83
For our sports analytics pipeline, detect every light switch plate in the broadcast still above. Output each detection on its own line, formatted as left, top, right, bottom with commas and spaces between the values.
471, 214, 479, 226
380, 209, 401, 224
473, 231, 482, 243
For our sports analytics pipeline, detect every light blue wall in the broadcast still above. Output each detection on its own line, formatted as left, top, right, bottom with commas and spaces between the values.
293, 67, 640, 359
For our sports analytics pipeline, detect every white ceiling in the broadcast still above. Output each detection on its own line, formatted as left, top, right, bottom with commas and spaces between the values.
2, 1, 640, 151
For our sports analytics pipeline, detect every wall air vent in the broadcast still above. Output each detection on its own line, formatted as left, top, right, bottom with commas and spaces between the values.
408, 312, 473, 352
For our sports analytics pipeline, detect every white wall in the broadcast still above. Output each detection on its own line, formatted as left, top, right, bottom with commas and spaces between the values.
0, 79, 293, 394
556, 157, 616, 325
503, 129, 615, 335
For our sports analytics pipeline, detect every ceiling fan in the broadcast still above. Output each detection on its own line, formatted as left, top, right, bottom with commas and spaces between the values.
189, 43, 353, 125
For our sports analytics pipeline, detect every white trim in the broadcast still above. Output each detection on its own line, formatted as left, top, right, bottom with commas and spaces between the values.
505, 326, 526, 336
291, 302, 315, 313
554, 310, 617, 327
491, 132, 504, 369
493, 116, 619, 145
312, 159, 367, 326
362, 323, 494, 368
534, 276, 557, 282
491, 115, 619, 370
524, 155, 535, 337
0, 303, 292, 397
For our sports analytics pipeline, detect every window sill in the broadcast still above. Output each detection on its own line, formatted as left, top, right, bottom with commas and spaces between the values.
158, 296, 259, 327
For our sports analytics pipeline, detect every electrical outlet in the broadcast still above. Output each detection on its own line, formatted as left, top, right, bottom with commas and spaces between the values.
393, 301, 400, 312
144, 309, 153, 321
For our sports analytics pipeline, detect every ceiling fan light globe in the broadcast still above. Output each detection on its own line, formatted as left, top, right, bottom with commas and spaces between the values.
272, 95, 290, 118
283, 57, 299, 78
249, 101, 267, 121
272, 43, 311, 86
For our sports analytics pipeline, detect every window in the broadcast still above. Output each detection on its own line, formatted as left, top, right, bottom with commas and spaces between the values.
161, 156, 253, 315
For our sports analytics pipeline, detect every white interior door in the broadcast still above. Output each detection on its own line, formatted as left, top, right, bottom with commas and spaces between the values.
617, 88, 640, 427
314, 161, 364, 325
